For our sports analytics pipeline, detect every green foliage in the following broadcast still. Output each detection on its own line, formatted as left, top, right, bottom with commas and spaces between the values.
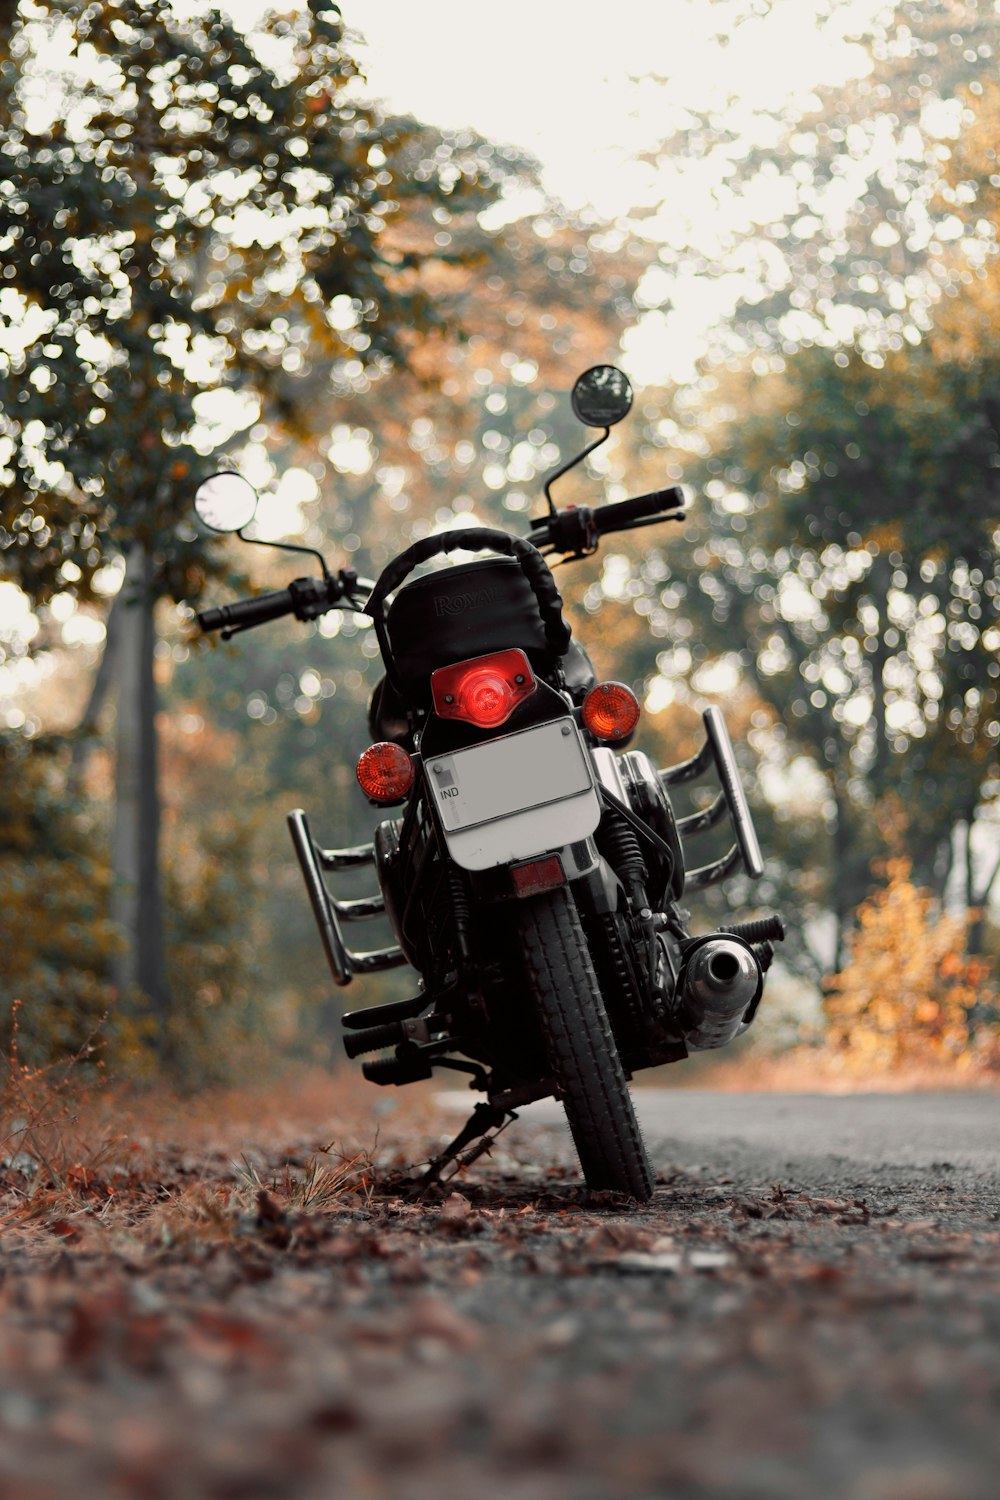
3, 0, 996, 1069
0, 0, 520, 607
0, 717, 286, 1076
0, 0, 549, 1061
693, 343, 995, 799
645, 0, 999, 360
591, 2, 1000, 966
0, 733, 122, 1063
162, 807, 268, 1081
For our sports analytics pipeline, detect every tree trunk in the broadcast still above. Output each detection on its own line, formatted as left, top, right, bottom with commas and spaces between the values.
111, 548, 170, 1043
968, 841, 1000, 956
869, 557, 891, 798
69, 593, 121, 781
830, 779, 850, 975
929, 829, 955, 907
963, 813, 976, 916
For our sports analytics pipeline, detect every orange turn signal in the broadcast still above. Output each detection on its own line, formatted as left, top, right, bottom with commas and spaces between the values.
581, 682, 640, 742
356, 742, 415, 803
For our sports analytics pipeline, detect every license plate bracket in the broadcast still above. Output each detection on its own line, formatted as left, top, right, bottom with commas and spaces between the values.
426, 718, 594, 833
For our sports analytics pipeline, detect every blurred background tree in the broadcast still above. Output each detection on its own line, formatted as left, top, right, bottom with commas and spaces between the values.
578, 0, 999, 981
824, 858, 999, 1074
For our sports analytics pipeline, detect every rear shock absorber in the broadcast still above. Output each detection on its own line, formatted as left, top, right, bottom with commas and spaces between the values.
447, 865, 475, 970
599, 805, 649, 910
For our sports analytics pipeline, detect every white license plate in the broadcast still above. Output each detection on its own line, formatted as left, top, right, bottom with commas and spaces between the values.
426, 719, 594, 833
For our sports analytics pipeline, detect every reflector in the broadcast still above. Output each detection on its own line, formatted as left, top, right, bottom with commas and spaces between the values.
510, 854, 565, 897
356, 742, 415, 802
432, 649, 536, 729
582, 682, 641, 742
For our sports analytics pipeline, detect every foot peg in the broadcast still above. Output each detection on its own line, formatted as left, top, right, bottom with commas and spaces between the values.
720, 914, 785, 945
752, 941, 776, 977
343, 1014, 433, 1058
344, 1021, 409, 1059
342, 994, 427, 1031
362, 1052, 433, 1086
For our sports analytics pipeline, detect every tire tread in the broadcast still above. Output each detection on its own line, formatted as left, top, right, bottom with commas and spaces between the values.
518, 889, 653, 1201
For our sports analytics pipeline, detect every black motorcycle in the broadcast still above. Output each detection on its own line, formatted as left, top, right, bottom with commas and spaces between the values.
194, 365, 784, 1202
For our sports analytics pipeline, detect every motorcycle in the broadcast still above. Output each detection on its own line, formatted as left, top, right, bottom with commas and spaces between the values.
193, 365, 784, 1202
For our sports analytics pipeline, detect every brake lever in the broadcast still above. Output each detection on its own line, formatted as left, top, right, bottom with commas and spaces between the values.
616, 511, 687, 532
217, 570, 374, 640
553, 543, 601, 565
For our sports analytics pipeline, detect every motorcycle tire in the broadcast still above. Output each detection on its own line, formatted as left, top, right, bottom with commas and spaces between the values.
516, 888, 654, 1202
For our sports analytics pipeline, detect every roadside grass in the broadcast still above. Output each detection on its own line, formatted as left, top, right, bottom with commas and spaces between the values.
683, 1046, 1000, 1093
0, 1057, 436, 1251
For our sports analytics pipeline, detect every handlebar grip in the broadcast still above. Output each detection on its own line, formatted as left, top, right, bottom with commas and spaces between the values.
197, 588, 294, 633
592, 487, 684, 534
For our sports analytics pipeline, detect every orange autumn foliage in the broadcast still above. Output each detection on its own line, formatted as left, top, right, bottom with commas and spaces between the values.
824, 860, 999, 1075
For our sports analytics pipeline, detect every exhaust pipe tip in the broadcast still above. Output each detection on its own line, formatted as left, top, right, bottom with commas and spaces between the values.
705, 947, 741, 988
677, 936, 762, 1051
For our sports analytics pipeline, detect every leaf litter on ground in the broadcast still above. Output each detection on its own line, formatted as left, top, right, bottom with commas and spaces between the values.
1, 1068, 1000, 1498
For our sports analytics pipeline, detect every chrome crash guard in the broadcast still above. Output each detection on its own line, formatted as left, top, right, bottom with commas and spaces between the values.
660, 706, 764, 889
287, 809, 407, 987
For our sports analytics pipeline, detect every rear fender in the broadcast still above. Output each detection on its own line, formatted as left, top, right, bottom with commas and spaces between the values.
468, 836, 601, 906
571, 853, 625, 918
373, 816, 421, 968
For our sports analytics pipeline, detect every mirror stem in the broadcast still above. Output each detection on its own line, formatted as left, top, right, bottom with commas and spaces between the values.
542, 428, 609, 516
236, 530, 333, 581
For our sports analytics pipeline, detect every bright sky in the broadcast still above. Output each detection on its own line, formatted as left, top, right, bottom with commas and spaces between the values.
344, 0, 882, 217
280, 0, 883, 381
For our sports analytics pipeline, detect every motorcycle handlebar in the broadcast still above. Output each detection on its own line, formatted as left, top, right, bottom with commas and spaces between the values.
592, 487, 684, 534
197, 588, 295, 634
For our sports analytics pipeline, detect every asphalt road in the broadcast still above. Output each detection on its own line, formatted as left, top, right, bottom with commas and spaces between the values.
519, 1088, 1000, 1181
429, 1086, 1000, 1499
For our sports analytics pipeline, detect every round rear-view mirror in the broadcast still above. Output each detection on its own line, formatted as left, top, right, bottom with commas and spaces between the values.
570, 365, 634, 428
194, 472, 258, 534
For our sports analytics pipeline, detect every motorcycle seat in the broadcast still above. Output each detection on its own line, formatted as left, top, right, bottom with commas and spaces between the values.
385, 556, 554, 692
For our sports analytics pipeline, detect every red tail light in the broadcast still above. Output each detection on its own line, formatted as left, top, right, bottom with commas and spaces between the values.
431, 649, 536, 729
582, 681, 640, 742
356, 742, 415, 802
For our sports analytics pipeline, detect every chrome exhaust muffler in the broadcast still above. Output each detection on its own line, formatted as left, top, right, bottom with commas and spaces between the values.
675, 936, 762, 1051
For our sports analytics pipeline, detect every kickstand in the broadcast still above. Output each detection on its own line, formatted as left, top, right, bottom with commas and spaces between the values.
415, 1101, 517, 1195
